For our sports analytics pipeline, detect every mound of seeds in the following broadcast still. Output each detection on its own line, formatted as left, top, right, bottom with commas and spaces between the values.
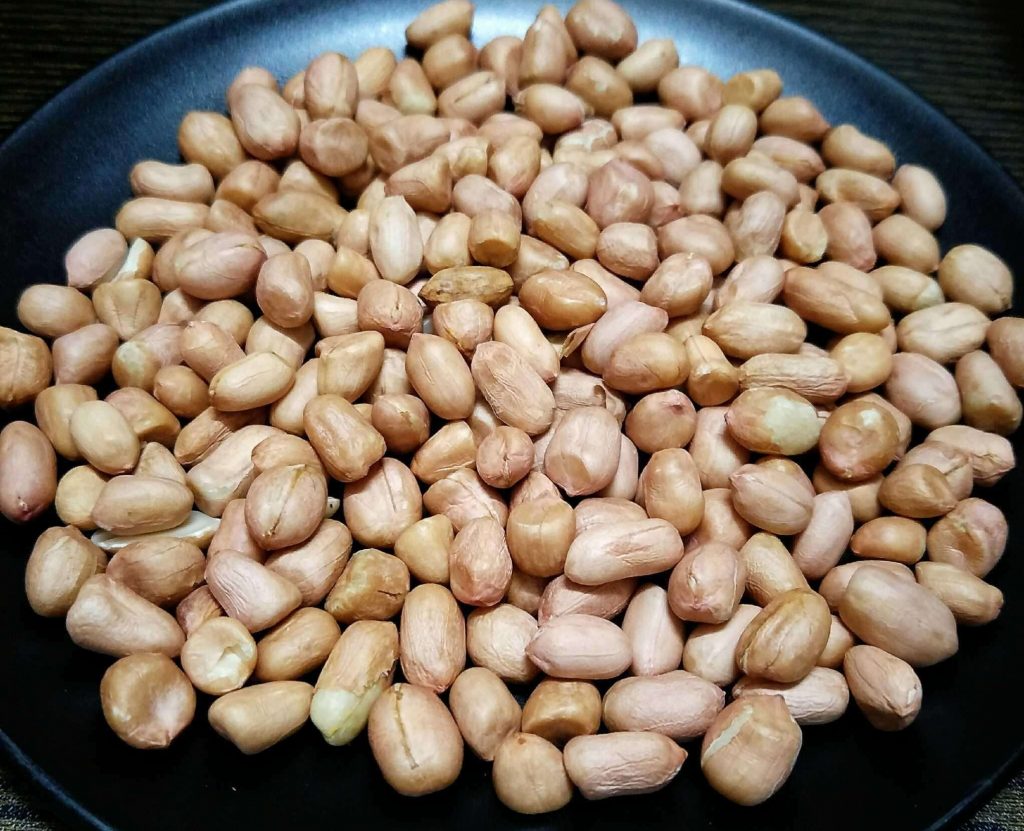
1, 0, 1020, 812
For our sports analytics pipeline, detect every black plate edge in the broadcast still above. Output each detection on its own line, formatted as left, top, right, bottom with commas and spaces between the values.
1, 733, 113, 831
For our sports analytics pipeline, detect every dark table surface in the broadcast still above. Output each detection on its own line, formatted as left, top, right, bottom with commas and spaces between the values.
0, 1, 1022, 829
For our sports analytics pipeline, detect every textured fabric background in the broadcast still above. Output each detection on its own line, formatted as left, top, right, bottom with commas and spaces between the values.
0, 0, 1022, 828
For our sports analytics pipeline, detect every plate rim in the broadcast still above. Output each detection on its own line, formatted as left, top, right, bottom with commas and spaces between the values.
1, 1, 1023, 829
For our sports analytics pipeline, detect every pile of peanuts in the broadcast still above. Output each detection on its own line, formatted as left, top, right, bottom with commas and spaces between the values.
1, 0, 1021, 813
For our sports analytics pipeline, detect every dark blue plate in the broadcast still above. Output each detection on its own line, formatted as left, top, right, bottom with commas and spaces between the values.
1, 1, 1022, 829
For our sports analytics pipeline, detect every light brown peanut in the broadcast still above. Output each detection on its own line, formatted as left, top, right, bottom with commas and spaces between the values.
926, 497, 1007, 577
0, 421, 57, 524
843, 645, 922, 731
105, 537, 203, 607
878, 464, 958, 519
740, 533, 810, 606
492, 732, 572, 815
726, 387, 821, 455
914, 561, 1003, 626
25, 526, 107, 617
449, 516, 513, 607
325, 548, 409, 623
729, 463, 814, 536
733, 667, 849, 726
404, 332, 477, 420
466, 603, 539, 683
839, 566, 958, 667
206, 550, 302, 633
789, 491, 854, 580
449, 667, 522, 762
255, 607, 341, 681
304, 394, 386, 482
851, 517, 927, 565
703, 301, 806, 359
66, 574, 185, 657
690, 407, 750, 489
926, 425, 1015, 486
69, 400, 140, 475
527, 614, 631, 679
264, 518, 352, 606
735, 589, 831, 683
565, 732, 686, 801
180, 616, 257, 695
667, 540, 744, 625
603, 670, 724, 740
619, 583, 685, 676
983, 317, 1024, 388
818, 399, 900, 481
310, 619, 398, 745
368, 684, 464, 796
101, 654, 195, 749
956, 349, 1022, 435
520, 678, 600, 746
400, 583, 465, 693
565, 519, 684, 586
701, 695, 801, 806
938, 244, 1012, 314
209, 681, 314, 754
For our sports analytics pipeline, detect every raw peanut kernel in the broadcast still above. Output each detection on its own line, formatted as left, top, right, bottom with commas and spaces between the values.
735, 589, 831, 682
11, 0, 1024, 812
726, 387, 821, 455
701, 695, 802, 806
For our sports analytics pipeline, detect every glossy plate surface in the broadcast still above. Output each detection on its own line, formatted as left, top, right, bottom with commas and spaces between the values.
1, 1, 1022, 829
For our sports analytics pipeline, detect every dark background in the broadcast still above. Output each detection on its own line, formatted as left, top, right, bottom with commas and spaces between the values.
0, 1, 1022, 829
2, 0, 1024, 184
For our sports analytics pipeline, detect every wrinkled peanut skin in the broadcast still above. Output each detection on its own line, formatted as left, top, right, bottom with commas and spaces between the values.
701, 695, 802, 806
367, 684, 464, 796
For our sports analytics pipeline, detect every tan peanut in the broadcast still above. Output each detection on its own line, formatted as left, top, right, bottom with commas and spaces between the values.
255, 607, 342, 681
924, 495, 1005, 577
839, 566, 958, 667
309, 619, 398, 745
368, 683, 463, 796
565, 732, 686, 800
619, 583, 685, 676
209, 681, 314, 754
101, 654, 195, 749
914, 561, 1003, 626
324, 547, 409, 623
527, 614, 631, 679
450, 667, 522, 762
66, 575, 185, 657
735, 589, 831, 683
603, 670, 724, 740
565, 519, 684, 586
843, 645, 922, 731
492, 732, 572, 815
667, 541, 744, 625
701, 695, 801, 806
25, 526, 107, 617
